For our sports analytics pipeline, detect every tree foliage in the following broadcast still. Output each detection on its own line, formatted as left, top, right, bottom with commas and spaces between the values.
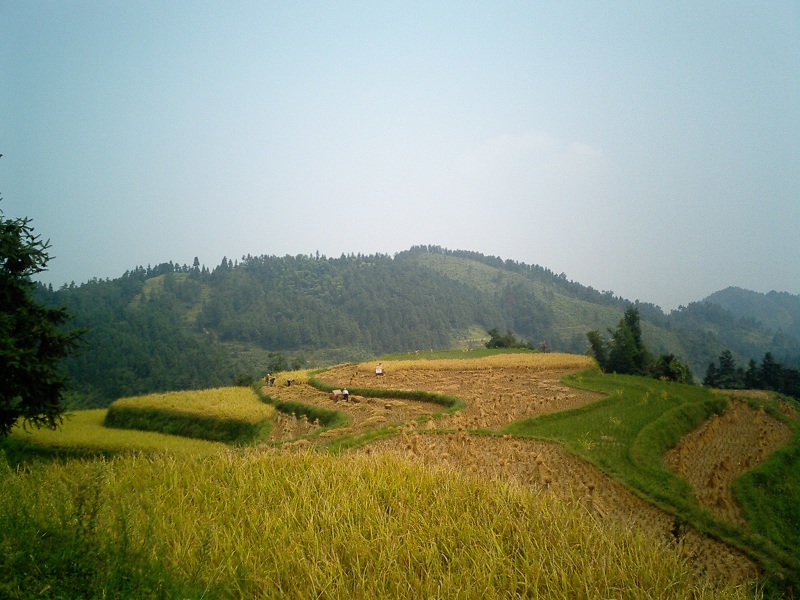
1, 204, 83, 436
587, 307, 651, 375
703, 349, 800, 399
651, 353, 693, 384
484, 328, 532, 350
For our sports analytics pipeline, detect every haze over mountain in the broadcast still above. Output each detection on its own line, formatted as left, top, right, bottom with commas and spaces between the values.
703, 287, 800, 341
4, 3, 799, 312
35, 246, 800, 407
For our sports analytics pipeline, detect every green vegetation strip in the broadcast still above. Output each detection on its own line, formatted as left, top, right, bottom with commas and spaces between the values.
733, 413, 800, 595
504, 368, 800, 596
270, 399, 350, 429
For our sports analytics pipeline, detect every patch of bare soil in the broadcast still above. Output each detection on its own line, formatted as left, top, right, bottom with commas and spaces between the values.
664, 398, 794, 524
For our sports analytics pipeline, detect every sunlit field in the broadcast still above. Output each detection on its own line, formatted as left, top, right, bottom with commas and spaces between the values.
7, 409, 225, 455
104, 387, 275, 443
0, 449, 757, 600
4, 351, 797, 597
109, 386, 274, 422
354, 351, 595, 373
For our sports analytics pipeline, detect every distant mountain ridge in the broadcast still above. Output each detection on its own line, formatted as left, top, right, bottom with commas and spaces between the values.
703, 287, 800, 340
35, 246, 800, 406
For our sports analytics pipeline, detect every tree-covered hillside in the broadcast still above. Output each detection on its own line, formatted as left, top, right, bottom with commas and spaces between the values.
35, 246, 800, 406
704, 287, 800, 361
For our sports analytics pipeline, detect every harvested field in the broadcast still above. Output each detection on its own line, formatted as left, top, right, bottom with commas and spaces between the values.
664, 397, 794, 524
266, 354, 795, 586
261, 374, 445, 444
317, 354, 603, 430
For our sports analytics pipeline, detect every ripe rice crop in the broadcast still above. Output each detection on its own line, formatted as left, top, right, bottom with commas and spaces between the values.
0, 449, 758, 599
105, 387, 275, 443
109, 387, 274, 423
353, 352, 594, 373
7, 409, 225, 455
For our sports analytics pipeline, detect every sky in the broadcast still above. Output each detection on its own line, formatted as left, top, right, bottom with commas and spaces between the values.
2, 1, 798, 311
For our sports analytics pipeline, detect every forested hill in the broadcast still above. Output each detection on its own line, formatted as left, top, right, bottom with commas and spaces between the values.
34, 246, 800, 407
703, 287, 800, 341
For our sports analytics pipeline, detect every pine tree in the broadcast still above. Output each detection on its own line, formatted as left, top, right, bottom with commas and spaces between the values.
1, 203, 84, 436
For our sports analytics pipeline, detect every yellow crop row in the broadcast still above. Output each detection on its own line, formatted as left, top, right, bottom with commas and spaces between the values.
110, 387, 275, 423
9, 409, 226, 454
1, 449, 754, 599
355, 352, 596, 373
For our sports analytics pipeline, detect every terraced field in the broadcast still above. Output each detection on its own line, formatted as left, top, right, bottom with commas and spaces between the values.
664, 396, 794, 524
266, 353, 795, 588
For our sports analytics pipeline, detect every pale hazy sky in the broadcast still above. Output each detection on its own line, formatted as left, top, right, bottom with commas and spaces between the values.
2, 1, 798, 311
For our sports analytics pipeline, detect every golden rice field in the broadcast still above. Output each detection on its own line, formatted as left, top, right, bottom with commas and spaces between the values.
1, 449, 758, 599
5, 351, 794, 597
110, 386, 274, 423
8, 409, 225, 454
352, 352, 595, 372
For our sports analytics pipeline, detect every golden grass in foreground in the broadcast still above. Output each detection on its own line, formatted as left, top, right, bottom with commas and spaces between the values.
355, 352, 595, 373
110, 386, 275, 423
9, 409, 226, 454
1, 450, 758, 599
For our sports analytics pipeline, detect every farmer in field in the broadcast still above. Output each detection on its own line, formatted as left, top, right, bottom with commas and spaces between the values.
343, 388, 349, 401
376, 362, 384, 376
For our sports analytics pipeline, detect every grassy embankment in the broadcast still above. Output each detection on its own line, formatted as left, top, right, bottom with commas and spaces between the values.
0, 448, 757, 600
504, 368, 800, 596
732, 393, 800, 590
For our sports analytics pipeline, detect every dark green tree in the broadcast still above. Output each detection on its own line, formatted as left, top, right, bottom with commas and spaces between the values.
716, 350, 743, 389
606, 307, 650, 375
586, 329, 608, 370
652, 353, 693, 384
1, 203, 83, 436
744, 358, 760, 389
703, 362, 718, 387
485, 328, 531, 349
760, 352, 782, 391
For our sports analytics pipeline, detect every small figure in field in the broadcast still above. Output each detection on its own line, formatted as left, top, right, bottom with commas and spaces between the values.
286, 378, 294, 387
539, 340, 549, 353
343, 388, 349, 401
376, 362, 384, 376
